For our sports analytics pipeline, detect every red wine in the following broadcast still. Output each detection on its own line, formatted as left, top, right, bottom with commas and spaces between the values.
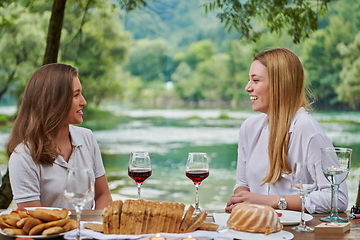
128, 169, 152, 183
186, 170, 209, 185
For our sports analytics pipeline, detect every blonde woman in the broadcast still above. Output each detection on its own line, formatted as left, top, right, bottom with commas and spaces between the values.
7, 63, 112, 209
225, 47, 348, 214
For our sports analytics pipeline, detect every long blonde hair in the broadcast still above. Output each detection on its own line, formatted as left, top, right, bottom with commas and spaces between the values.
6, 63, 78, 164
254, 48, 310, 184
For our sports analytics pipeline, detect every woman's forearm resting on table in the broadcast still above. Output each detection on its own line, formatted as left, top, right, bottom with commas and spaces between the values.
225, 187, 302, 212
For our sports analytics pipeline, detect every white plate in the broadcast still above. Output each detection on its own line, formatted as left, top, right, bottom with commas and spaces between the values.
0, 229, 67, 239
213, 210, 313, 226
276, 210, 313, 225
219, 228, 294, 240
0, 207, 72, 238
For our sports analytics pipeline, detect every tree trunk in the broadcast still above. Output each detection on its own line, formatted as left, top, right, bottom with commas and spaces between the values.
43, 0, 67, 65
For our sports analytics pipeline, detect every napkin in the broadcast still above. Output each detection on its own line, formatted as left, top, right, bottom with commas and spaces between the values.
64, 221, 232, 240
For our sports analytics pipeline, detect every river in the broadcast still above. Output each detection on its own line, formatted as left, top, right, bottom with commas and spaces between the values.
0, 106, 359, 210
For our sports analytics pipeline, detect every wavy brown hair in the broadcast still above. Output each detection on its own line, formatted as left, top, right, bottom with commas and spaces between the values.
6, 63, 78, 165
254, 48, 310, 184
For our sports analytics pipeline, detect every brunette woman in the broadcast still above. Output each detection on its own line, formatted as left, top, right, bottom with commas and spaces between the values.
7, 63, 112, 209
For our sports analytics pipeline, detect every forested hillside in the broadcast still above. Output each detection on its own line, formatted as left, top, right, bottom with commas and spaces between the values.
1, 0, 360, 110
121, 0, 360, 110
121, 0, 240, 52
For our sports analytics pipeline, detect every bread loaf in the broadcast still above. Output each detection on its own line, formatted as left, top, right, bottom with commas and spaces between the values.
103, 200, 210, 235
227, 203, 282, 235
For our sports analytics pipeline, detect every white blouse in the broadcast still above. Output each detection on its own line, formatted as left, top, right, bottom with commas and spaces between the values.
234, 107, 348, 213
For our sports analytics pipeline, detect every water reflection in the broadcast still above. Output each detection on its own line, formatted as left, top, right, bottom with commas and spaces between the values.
95, 108, 360, 210
0, 107, 359, 210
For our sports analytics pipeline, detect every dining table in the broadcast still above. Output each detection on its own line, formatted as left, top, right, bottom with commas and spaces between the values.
0, 209, 359, 240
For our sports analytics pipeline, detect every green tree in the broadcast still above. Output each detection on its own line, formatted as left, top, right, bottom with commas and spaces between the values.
301, 0, 360, 109
125, 38, 168, 83
204, 0, 331, 44
33, 0, 334, 66
336, 33, 360, 109
60, 4, 132, 106
0, 3, 48, 99
172, 40, 215, 71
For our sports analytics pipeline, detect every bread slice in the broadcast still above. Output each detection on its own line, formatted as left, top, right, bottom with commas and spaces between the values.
157, 201, 168, 233
132, 199, 146, 235
197, 222, 219, 231
102, 205, 110, 234
185, 210, 207, 233
84, 222, 103, 233
147, 201, 161, 234
174, 203, 185, 233
119, 200, 131, 234
106, 200, 122, 234
141, 200, 151, 234
179, 205, 195, 233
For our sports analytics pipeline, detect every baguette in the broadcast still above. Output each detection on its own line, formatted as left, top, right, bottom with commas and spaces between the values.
28, 209, 68, 222
22, 217, 43, 233
2, 228, 27, 236
62, 219, 77, 232
29, 216, 70, 235
42, 226, 64, 235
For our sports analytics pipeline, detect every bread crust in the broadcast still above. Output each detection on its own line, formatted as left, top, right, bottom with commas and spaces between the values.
28, 209, 68, 222
179, 205, 195, 233
84, 222, 103, 233
185, 210, 207, 233
22, 217, 43, 233
100, 200, 206, 235
29, 217, 69, 235
42, 226, 64, 235
197, 222, 219, 231
2, 228, 27, 236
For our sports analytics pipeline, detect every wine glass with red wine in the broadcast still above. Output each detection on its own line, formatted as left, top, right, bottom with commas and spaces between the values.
186, 152, 209, 215
128, 151, 152, 199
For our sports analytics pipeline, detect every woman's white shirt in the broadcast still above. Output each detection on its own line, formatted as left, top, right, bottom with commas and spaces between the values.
235, 107, 348, 213
9, 125, 106, 209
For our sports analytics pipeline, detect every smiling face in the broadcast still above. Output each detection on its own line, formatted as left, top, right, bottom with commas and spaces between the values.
245, 60, 270, 114
65, 77, 87, 125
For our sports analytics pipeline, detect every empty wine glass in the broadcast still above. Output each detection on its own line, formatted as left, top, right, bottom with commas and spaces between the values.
291, 162, 317, 232
320, 147, 352, 223
64, 168, 95, 240
186, 152, 209, 215
128, 151, 152, 199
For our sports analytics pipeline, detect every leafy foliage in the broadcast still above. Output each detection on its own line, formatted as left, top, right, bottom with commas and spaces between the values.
0, 3, 48, 99
301, 0, 360, 109
203, 0, 331, 44
336, 33, 360, 109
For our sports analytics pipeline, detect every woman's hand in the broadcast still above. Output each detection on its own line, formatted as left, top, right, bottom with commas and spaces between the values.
225, 191, 278, 212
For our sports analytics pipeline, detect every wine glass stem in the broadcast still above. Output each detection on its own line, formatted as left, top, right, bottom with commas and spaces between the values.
137, 183, 142, 199
194, 183, 200, 212
75, 205, 83, 240
300, 195, 307, 227
331, 184, 340, 218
